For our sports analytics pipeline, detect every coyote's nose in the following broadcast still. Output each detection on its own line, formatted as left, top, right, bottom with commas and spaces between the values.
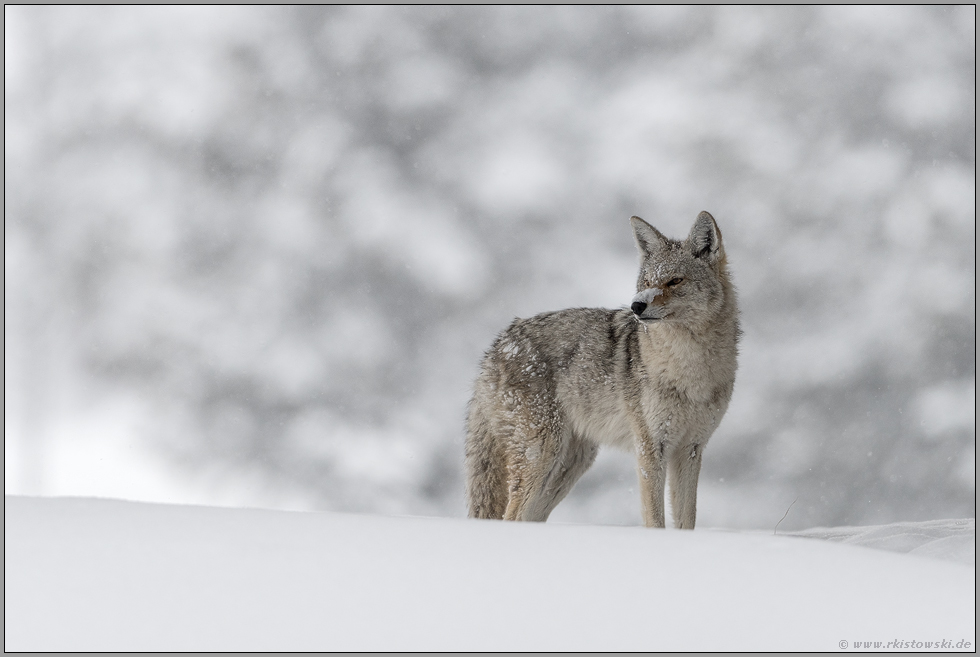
631, 301, 647, 316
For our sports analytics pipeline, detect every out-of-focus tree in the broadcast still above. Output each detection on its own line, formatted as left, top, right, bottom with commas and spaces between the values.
5, 6, 974, 526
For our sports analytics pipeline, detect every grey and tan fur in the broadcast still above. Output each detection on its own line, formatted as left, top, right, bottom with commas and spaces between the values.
465, 211, 739, 528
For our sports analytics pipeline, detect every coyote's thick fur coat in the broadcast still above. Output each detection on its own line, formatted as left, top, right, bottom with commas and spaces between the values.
465, 212, 739, 528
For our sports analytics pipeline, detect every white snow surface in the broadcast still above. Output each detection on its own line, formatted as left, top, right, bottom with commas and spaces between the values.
5, 496, 976, 652
788, 518, 975, 567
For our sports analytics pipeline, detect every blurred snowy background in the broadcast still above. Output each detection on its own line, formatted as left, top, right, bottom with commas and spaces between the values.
5, 6, 975, 530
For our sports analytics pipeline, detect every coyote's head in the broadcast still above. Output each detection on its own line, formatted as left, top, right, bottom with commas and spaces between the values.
629, 211, 729, 328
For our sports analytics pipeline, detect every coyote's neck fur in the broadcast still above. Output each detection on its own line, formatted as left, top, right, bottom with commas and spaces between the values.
635, 274, 738, 406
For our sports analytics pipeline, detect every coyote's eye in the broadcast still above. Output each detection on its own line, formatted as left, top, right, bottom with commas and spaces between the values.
667, 277, 684, 287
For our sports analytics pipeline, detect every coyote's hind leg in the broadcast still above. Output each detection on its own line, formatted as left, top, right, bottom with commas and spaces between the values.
501, 409, 572, 522
501, 430, 557, 522
536, 435, 598, 520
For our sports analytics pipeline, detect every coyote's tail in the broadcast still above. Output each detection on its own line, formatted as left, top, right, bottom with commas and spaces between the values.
464, 400, 507, 519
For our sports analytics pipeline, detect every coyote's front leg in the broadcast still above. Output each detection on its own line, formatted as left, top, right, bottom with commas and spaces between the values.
668, 441, 703, 529
635, 434, 667, 528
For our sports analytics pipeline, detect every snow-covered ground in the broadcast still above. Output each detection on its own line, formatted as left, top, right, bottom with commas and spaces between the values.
789, 518, 975, 567
5, 496, 975, 651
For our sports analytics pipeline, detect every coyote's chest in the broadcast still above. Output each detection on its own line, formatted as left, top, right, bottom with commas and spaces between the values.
630, 324, 734, 441
638, 324, 727, 404
561, 322, 733, 450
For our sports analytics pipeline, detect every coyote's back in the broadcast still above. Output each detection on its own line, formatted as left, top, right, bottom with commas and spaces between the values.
465, 212, 739, 528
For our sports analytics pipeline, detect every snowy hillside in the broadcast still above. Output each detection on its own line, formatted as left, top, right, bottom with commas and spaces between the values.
5, 496, 975, 651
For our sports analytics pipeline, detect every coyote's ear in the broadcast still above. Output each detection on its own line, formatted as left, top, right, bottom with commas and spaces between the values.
630, 216, 667, 256
688, 211, 724, 263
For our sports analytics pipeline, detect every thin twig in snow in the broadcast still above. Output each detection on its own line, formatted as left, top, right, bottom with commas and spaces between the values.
774, 497, 798, 535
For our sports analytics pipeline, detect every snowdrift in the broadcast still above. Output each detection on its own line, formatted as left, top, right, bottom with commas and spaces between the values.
789, 519, 975, 567
5, 496, 975, 651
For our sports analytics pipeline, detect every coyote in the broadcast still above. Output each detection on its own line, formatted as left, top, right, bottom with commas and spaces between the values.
465, 212, 739, 528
